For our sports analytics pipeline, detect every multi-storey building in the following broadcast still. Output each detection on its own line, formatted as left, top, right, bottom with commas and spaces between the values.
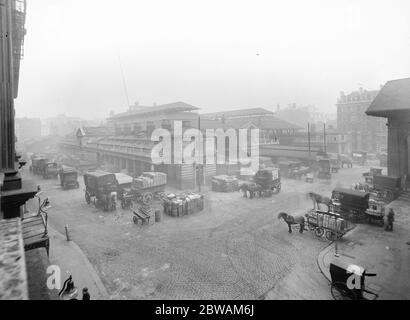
59, 102, 216, 189
337, 88, 387, 153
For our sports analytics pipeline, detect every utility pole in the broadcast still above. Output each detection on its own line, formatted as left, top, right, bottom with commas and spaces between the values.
323, 122, 327, 155
308, 122, 311, 160
197, 115, 201, 192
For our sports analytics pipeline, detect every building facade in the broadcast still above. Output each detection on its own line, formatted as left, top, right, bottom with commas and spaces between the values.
366, 78, 410, 180
58, 105, 303, 188
59, 102, 217, 189
337, 88, 387, 154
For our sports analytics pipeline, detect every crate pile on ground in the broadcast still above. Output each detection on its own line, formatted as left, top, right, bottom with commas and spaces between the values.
133, 172, 167, 188
211, 175, 239, 192
163, 193, 204, 217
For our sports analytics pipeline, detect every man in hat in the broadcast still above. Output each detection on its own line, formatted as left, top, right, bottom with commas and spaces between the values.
82, 287, 90, 300
385, 208, 395, 231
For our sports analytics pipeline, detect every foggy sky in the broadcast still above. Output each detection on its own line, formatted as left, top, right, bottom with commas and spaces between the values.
14, 0, 410, 119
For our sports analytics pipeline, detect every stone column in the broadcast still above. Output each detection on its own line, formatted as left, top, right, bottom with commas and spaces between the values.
0, 0, 16, 171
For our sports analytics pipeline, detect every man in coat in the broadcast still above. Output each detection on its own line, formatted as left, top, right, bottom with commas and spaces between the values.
385, 208, 395, 231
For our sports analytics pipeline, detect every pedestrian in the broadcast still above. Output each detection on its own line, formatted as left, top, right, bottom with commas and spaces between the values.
82, 287, 90, 300
385, 208, 395, 231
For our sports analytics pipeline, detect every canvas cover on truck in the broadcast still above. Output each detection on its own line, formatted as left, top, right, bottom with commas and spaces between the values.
84, 171, 117, 190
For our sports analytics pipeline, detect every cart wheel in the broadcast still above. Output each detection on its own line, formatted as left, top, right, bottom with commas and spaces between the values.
331, 282, 358, 300
133, 216, 138, 224
85, 192, 91, 205
325, 231, 336, 241
142, 192, 153, 205
314, 227, 324, 237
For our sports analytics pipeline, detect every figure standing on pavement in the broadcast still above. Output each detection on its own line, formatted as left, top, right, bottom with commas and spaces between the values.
385, 208, 395, 231
82, 287, 90, 300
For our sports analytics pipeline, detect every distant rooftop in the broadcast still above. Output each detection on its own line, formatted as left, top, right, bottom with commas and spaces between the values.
337, 88, 379, 104
109, 102, 199, 120
201, 107, 274, 119
366, 78, 410, 117
199, 115, 301, 130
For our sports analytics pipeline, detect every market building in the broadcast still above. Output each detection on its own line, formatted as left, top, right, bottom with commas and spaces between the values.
337, 87, 387, 154
366, 78, 410, 179
59, 105, 303, 188
59, 102, 217, 189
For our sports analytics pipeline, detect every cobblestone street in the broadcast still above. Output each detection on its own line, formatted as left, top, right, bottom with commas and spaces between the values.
24, 167, 369, 299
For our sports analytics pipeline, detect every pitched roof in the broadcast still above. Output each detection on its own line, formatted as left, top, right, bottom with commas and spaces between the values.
260, 145, 322, 159
109, 102, 199, 119
225, 116, 302, 130
76, 126, 112, 137
201, 107, 274, 119
366, 78, 410, 117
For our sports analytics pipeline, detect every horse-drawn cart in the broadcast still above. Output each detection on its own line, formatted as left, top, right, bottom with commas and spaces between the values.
305, 210, 350, 241
240, 167, 281, 198
372, 175, 401, 203
330, 258, 378, 300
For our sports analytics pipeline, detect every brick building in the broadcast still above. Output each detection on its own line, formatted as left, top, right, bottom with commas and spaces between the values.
337, 88, 387, 153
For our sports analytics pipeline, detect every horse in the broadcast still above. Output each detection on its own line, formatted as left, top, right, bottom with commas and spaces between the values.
278, 212, 306, 233
239, 182, 263, 199
307, 192, 332, 212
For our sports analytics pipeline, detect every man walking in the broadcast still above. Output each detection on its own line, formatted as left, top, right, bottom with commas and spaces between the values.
385, 208, 395, 231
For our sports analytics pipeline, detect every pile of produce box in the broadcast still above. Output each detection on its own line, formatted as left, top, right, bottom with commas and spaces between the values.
306, 211, 347, 232
133, 172, 167, 189
163, 192, 204, 217
211, 175, 239, 192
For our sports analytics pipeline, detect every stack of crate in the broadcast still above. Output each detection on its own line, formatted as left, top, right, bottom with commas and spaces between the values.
133, 172, 167, 189
163, 193, 204, 217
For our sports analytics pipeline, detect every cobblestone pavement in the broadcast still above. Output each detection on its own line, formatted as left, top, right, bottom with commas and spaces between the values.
23, 166, 370, 299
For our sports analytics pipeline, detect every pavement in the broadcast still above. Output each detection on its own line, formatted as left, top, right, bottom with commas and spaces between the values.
46, 226, 109, 299
23, 165, 396, 300
317, 192, 410, 299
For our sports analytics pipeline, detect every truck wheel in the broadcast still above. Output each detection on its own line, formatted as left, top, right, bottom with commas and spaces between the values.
314, 227, 324, 237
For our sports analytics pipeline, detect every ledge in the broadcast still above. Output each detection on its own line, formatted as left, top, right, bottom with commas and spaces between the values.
0, 218, 28, 300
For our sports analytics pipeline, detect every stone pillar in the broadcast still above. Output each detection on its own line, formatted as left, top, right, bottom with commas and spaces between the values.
387, 116, 410, 178
133, 160, 138, 176
0, 0, 16, 171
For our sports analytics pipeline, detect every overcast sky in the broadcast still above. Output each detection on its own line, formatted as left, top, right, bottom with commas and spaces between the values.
15, 0, 410, 119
